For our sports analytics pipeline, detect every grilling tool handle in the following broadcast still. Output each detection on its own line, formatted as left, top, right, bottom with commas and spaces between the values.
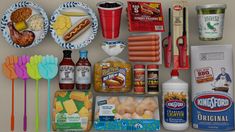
162, 36, 172, 68
177, 36, 187, 67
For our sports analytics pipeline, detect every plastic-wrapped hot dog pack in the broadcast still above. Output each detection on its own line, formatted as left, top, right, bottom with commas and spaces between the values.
128, 33, 162, 64
94, 96, 160, 131
52, 91, 93, 131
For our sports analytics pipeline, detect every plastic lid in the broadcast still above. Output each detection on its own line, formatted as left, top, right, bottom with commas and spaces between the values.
147, 64, 159, 69
134, 64, 145, 69
79, 50, 88, 58
196, 4, 226, 10
63, 50, 72, 58
171, 69, 179, 77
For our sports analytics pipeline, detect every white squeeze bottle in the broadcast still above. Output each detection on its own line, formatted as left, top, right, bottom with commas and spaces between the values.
162, 69, 189, 131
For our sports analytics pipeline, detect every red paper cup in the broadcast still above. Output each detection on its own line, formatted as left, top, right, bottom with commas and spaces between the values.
97, 1, 123, 39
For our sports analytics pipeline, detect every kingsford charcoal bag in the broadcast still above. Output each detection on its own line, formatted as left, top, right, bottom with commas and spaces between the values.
191, 45, 234, 130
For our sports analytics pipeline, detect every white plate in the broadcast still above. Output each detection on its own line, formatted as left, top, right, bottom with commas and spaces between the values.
50, 2, 98, 49
1, 0, 49, 48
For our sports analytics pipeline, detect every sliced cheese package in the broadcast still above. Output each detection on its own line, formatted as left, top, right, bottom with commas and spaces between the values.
52, 91, 93, 131
94, 96, 160, 131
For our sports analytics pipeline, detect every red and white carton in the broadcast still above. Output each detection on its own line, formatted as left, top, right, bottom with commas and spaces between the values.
127, 1, 164, 32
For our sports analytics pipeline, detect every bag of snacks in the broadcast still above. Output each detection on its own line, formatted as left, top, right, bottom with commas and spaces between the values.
94, 41, 132, 92
52, 91, 93, 131
94, 96, 160, 131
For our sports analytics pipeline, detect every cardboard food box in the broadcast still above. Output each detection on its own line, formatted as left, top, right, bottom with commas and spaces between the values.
127, 1, 164, 32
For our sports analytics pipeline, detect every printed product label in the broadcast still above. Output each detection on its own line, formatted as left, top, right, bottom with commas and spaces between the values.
195, 67, 214, 83
59, 65, 75, 84
101, 64, 126, 89
99, 104, 115, 121
198, 14, 224, 39
55, 113, 87, 130
192, 92, 234, 130
134, 70, 145, 93
147, 71, 159, 93
164, 91, 187, 123
127, 2, 164, 32
76, 66, 91, 84
95, 119, 160, 131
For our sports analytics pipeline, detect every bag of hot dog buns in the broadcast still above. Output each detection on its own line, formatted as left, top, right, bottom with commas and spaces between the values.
94, 41, 132, 93
52, 91, 93, 131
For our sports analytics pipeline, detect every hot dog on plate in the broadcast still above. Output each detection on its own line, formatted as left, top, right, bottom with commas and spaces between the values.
63, 17, 91, 42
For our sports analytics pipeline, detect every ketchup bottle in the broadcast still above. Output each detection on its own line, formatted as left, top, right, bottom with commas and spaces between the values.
76, 50, 91, 90
59, 50, 75, 90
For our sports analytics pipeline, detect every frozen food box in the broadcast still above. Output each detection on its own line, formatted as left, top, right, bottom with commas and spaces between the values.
94, 96, 160, 131
52, 91, 93, 131
191, 45, 234, 131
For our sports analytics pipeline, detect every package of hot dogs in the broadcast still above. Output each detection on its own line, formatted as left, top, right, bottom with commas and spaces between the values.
128, 33, 162, 64
127, 1, 164, 32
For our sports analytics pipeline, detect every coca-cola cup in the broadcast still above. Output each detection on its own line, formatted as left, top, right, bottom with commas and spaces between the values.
97, 1, 123, 39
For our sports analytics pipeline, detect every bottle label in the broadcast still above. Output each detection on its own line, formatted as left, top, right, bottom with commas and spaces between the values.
76, 66, 91, 84
59, 65, 75, 84
198, 14, 224, 39
164, 91, 187, 123
147, 70, 159, 93
134, 70, 145, 93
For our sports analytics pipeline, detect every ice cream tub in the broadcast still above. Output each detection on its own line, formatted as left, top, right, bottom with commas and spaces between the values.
196, 4, 226, 41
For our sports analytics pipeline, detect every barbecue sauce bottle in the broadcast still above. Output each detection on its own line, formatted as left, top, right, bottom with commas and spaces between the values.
76, 50, 91, 90
59, 50, 75, 90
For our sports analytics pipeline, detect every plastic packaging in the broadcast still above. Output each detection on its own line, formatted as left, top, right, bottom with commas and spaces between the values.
196, 4, 226, 41
94, 96, 160, 131
134, 64, 145, 94
76, 50, 91, 90
147, 64, 159, 94
162, 70, 189, 131
52, 91, 93, 131
59, 50, 75, 90
94, 41, 131, 92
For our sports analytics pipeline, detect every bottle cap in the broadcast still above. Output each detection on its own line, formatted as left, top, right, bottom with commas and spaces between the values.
63, 50, 72, 58
134, 64, 145, 69
147, 64, 159, 69
80, 50, 88, 58
171, 69, 179, 76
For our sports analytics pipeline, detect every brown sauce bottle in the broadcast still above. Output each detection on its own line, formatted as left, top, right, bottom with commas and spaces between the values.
76, 50, 91, 90
59, 50, 75, 90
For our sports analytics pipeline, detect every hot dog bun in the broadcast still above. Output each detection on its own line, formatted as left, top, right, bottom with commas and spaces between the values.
63, 18, 91, 42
